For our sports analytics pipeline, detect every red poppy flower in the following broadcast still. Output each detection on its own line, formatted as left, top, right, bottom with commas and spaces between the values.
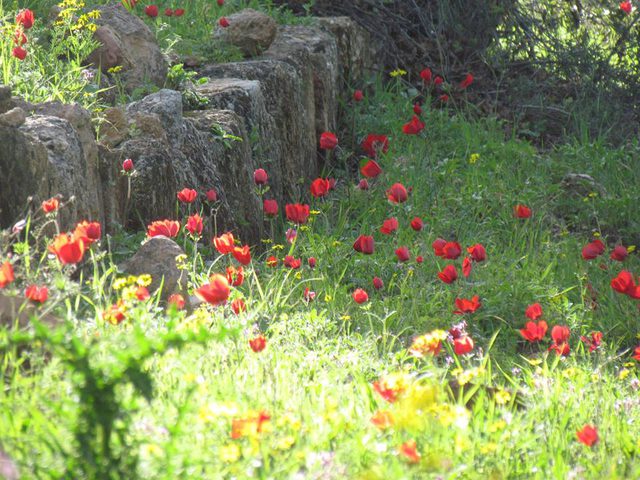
285, 203, 310, 224
549, 341, 570, 356
453, 295, 481, 314
438, 264, 458, 284
439, 94, 449, 102
620, 1, 632, 14
514, 204, 532, 218
551, 325, 570, 344
217, 0, 225, 5
398, 440, 421, 464
633, 346, 640, 361
353, 89, 364, 101
168, 293, 185, 309
307, 257, 316, 268
135, 286, 150, 301
432, 238, 447, 257
145, 5, 159, 17
185, 213, 203, 236
410, 217, 424, 231
402, 115, 425, 135
310, 178, 331, 198
16, 9, 34, 29
232, 245, 251, 265
174, 8, 185, 16
420, 68, 432, 83
611, 245, 628, 262
73, 221, 102, 247
373, 277, 384, 290
467, 244, 486, 262
24, 285, 48, 304
352, 288, 369, 304
525, 303, 543, 321
226, 265, 244, 287
213, 232, 235, 254
12, 46, 27, 60
48, 233, 86, 264
254, 168, 268, 185
195, 274, 230, 306
0, 261, 15, 288
576, 425, 599, 447
358, 179, 369, 190
353, 235, 374, 254
42, 197, 59, 213
372, 377, 405, 403
462, 257, 472, 277
395, 246, 410, 262
380, 217, 398, 235
283, 255, 301, 269
218, 16, 229, 27
520, 320, 547, 342
361, 134, 389, 158
580, 331, 603, 352
103, 300, 126, 325
205, 188, 217, 202
266, 255, 278, 267
360, 159, 382, 178
610, 270, 639, 297
122, 158, 134, 172
386, 183, 408, 203
231, 298, 246, 314
582, 239, 605, 260
319, 131, 338, 150
442, 241, 462, 259
147, 219, 180, 238
370, 410, 393, 429
164, 8, 173, 16
454, 335, 474, 355
263, 199, 278, 216
177, 188, 197, 203
303, 287, 316, 302
416, 255, 424, 263
13, 30, 27, 46
434, 76, 444, 87
460, 73, 474, 89
249, 335, 266, 352
413, 103, 422, 115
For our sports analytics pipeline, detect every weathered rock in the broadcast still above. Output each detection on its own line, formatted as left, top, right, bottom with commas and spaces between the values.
86, 3, 167, 93
213, 9, 278, 58
265, 24, 339, 139
0, 292, 61, 329
315, 16, 379, 86
98, 106, 129, 148
0, 87, 13, 115
7, 102, 104, 229
561, 173, 607, 198
199, 59, 317, 200
100, 89, 263, 243
194, 78, 284, 203
0, 108, 26, 128
121, 236, 186, 299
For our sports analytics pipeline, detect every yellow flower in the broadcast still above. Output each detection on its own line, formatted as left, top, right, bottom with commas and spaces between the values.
219, 443, 241, 463
198, 402, 239, 422
469, 153, 480, 164
113, 278, 128, 290
142, 444, 163, 457
332, 240, 342, 247
136, 274, 152, 286
619, 369, 631, 380
628, 245, 637, 253
390, 69, 407, 77
261, 238, 273, 244
480, 442, 498, 454
494, 389, 512, 406
408, 329, 448, 358
272, 244, 284, 250
340, 315, 351, 321
437, 404, 470, 429
310, 210, 321, 215
274, 435, 296, 450
108, 65, 123, 74
488, 420, 507, 433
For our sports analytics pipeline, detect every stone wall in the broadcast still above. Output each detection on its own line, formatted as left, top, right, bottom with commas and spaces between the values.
0, 5, 377, 244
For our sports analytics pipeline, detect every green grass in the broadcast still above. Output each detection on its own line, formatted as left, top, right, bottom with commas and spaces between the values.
2, 22, 640, 480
